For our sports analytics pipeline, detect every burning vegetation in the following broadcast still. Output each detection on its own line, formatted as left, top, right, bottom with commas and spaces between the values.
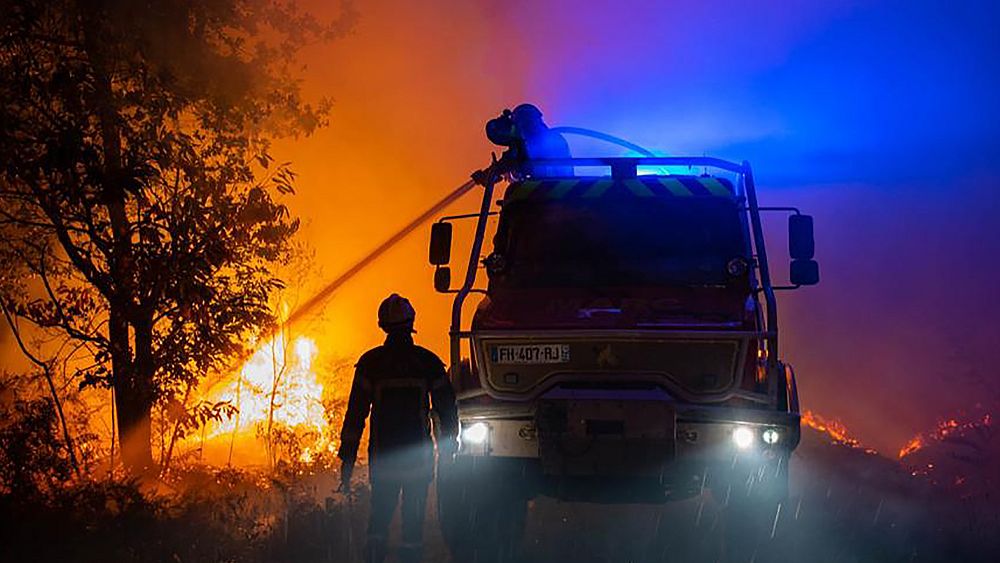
0, 1, 359, 558
897, 411, 996, 499
0, 1, 997, 561
197, 332, 342, 467
800, 409, 877, 454
898, 414, 994, 460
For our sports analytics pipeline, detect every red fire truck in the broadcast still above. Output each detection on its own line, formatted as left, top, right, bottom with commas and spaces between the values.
429, 145, 818, 559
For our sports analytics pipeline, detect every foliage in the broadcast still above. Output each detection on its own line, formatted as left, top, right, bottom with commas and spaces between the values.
0, 392, 74, 498
0, 462, 364, 563
0, 0, 353, 470
0, 370, 104, 493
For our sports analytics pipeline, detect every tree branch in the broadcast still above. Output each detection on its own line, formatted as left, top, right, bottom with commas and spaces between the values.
26, 178, 112, 296
0, 301, 81, 477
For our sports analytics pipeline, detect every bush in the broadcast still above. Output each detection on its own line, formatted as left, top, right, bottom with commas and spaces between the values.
0, 394, 74, 499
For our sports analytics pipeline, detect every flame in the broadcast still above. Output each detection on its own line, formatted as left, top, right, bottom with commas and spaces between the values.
898, 436, 925, 459
201, 332, 334, 463
897, 414, 993, 460
801, 410, 877, 454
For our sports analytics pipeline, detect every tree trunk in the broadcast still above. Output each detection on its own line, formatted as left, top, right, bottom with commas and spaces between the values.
80, 5, 155, 475
131, 311, 156, 470
113, 379, 153, 473
109, 302, 153, 474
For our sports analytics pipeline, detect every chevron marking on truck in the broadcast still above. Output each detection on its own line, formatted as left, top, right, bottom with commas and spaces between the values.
548, 179, 579, 199
699, 177, 732, 197
508, 180, 541, 200
656, 177, 692, 197
582, 179, 615, 198
503, 176, 735, 201
624, 178, 655, 197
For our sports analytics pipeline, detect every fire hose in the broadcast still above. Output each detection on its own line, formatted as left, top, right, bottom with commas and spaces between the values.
219, 158, 505, 376
241, 120, 657, 358
282, 125, 653, 333
283, 177, 477, 330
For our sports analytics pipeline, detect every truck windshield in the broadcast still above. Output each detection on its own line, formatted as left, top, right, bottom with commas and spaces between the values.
492, 197, 748, 288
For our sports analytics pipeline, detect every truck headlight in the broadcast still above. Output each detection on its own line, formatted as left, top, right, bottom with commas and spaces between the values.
732, 426, 755, 449
762, 428, 781, 445
461, 422, 490, 445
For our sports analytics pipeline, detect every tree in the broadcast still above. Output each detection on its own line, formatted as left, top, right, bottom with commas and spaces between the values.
0, 0, 350, 473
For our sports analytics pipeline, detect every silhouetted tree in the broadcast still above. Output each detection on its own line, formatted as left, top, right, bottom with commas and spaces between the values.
0, 0, 351, 473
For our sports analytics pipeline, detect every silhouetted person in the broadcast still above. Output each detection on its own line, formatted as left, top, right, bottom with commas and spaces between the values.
511, 103, 572, 176
485, 103, 573, 177
338, 294, 458, 563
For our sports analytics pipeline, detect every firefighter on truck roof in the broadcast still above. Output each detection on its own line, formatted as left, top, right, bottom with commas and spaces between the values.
337, 294, 459, 563
485, 103, 572, 178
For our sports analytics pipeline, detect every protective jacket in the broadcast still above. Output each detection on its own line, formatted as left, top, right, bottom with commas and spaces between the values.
512, 111, 572, 178
338, 333, 458, 479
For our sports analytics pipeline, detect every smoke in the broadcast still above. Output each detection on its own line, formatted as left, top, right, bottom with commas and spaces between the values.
276, 0, 1000, 454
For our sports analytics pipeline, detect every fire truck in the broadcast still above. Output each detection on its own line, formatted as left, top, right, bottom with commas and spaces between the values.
428, 115, 818, 560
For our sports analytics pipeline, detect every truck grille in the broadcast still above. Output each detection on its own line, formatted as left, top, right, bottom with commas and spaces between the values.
480, 337, 743, 398
537, 399, 675, 477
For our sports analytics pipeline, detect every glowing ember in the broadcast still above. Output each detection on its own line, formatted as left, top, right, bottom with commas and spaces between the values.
801, 410, 877, 454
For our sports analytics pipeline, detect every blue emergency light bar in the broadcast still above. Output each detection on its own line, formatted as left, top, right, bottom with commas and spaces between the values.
525, 156, 746, 178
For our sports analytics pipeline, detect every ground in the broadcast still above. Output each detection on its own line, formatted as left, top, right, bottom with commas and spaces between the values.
1, 426, 996, 562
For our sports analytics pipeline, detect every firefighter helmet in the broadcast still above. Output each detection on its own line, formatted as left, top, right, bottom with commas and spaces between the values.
378, 293, 416, 331
512, 103, 543, 120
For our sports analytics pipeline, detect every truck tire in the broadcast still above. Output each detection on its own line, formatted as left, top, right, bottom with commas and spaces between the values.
438, 458, 528, 562
711, 452, 790, 563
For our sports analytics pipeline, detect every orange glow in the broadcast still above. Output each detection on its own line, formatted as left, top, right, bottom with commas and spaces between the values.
801, 409, 877, 454
199, 332, 335, 464
897, 436, 925, 459
212, 335, 324, 432
897, 414, 993, 460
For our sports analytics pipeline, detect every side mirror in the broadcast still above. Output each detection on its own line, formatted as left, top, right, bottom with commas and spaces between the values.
434, 267, 451, 293
788, 215, 815, 260
429, 222, 452, 266
790, 259, 820, 286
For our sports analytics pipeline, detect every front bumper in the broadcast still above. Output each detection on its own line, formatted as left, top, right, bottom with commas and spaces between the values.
451, 400, 796, 503
456, 402, 800, 466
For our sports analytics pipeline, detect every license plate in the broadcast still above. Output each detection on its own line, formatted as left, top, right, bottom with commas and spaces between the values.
491, 344, 570, 364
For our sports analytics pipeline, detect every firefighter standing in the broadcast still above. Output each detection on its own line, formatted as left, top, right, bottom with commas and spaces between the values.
338, 294, 458, 563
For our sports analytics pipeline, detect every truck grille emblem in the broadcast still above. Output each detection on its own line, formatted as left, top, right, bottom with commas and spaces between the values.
595, 344, 619, 368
